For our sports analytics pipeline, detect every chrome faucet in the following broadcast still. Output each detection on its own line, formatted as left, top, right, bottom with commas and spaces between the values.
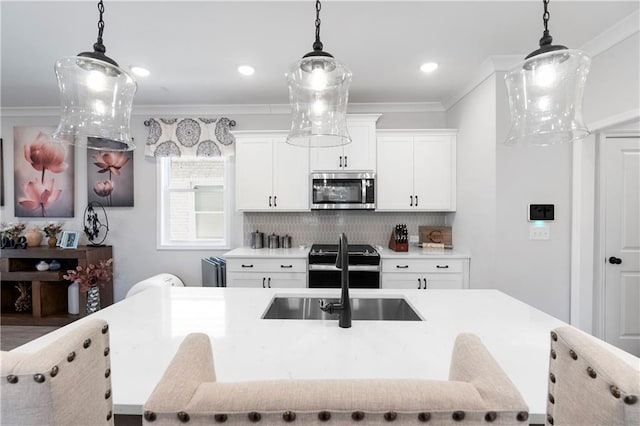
320, 233, 352, 328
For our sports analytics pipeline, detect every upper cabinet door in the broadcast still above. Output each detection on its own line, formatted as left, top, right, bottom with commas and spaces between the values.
273, 138, 310, 211
235, 137, 274, 211
376, 136, 415, 211
413, 135, 456, 211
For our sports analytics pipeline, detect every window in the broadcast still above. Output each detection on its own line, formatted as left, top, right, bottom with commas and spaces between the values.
158, 157, 229, 249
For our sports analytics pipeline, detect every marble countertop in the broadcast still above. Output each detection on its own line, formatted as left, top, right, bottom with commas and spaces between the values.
13, 288, 638, 423
224, 246, 470, 259
375, 245, 470, 259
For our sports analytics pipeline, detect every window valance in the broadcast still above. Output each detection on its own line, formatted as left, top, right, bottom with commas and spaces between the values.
144, 117, 236, 158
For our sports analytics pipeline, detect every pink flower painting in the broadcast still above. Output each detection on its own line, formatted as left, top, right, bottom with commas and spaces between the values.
87, 146, 133, 207
14, 127, 74, 217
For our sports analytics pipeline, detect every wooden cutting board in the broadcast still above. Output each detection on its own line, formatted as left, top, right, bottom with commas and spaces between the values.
419, 226, 452, 245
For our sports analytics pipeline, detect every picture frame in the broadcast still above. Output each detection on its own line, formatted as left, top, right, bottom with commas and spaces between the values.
60, 231, 79, 249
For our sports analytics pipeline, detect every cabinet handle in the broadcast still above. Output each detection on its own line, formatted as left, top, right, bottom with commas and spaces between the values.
241, 264, 254, 268
415, 195, 418, 206
268, 277, 271, 288
344, 156, 348, 168
396, 265, 409, 269
423, 278, 427, 289
280, 265, 293, 268
339, 156, 343, 168
262, 277, 266, 288
417, 278, 422, 289
273, 195, 277, 207
436, 265, 449, 269
410, 195, 413, 206
268, 196, 272, 207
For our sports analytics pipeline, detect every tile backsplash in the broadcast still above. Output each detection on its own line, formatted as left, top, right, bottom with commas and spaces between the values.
243, 211, 449, 247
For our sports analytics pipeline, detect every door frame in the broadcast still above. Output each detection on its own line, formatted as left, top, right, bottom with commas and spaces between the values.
571, 109, 639, 337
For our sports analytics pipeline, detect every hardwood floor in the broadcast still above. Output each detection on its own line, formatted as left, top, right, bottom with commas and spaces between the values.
0, 325, 59, 350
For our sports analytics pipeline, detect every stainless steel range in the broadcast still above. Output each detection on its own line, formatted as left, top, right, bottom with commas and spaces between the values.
308, 244, 380, 288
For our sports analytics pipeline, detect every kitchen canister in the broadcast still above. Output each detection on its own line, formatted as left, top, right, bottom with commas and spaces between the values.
268, 233, 280, 249
280, 234, 292, 249
250, 230, 264, 249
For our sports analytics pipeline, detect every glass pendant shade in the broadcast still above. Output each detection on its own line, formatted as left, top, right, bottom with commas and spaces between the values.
53, 56, 137, 151
286, 55, 352, 147
505, 49, 590, 146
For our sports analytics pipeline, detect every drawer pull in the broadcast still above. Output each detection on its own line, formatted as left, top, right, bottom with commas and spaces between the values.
267, 277, 271, 288
280, 265, 293, 269
417, 278, 421, 289
262, 277, 266, 288
241, 264, 254, 268
396, 265, 409, 269
423, 278, 427, 289
436, 265, 449, 269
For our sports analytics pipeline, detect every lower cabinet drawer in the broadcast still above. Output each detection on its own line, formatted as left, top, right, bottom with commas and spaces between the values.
381, 258, 463, 273
226, 258, 306, 273
381, 273, 464, 289
227, 272, 306, 288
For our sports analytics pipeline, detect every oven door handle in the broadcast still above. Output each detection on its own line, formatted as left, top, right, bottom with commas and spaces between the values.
308, 264, 381, 272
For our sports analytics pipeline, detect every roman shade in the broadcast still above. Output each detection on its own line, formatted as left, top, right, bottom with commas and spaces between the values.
144, 117, 236, 158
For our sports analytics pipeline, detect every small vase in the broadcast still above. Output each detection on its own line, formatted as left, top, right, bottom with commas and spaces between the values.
25, 231, 43, 247
48, 236, 58, 248
86, 286, 101, 315
68, 282, 80, 314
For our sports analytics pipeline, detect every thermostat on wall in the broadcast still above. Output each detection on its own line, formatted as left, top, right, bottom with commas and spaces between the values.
528, 204, 555, 221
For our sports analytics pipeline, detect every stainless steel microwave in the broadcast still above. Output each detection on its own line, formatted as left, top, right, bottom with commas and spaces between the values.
311, 172, 375, 210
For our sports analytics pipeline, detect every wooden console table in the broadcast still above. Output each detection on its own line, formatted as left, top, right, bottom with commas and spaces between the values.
0, 245, 113, 326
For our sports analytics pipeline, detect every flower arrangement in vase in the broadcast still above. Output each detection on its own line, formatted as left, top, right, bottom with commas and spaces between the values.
63, 258, 113, 314
1, 222, 27, 249
42, 222, 63, 247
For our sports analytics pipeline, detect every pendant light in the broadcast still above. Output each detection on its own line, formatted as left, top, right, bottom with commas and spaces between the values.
504, 0, 591, 146
52, 0, 137, 151
286, 0, 352, 147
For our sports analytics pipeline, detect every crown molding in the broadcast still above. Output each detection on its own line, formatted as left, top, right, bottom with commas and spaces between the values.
580, 9, 639, 57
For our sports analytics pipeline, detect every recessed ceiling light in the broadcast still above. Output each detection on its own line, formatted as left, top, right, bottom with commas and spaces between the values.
238, 65, 255, 76
420, 62, 439, 73
130, 66, 150, 77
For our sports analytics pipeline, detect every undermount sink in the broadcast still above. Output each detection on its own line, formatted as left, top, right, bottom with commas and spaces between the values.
262, 297, 423, 321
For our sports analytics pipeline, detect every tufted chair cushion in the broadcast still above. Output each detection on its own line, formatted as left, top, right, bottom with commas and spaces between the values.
0, 319, 114, 426
547, 326, 640, 426
143, 333, 528, 425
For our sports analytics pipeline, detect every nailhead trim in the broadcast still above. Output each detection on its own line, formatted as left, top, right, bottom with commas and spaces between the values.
516, 412, 529, 422
107, 411, 112, 421
318, 411, 331, 421
105, 389, 111, 399
144, 411, 157, 422
105, 368, 111, 378
624, 395, 638, 405
569, 349, 578, 360
550, 349, 556, 359
283, 411, 296, 422
610, 385, 621, 398
104, 347, 110, 357
550, 331, 558, 341
177, 411, 190, 423
587, 367, 597, 379
547, 414, 554, 425
83, 338, 92, 349
418, 412, 431, 422
102, 324, 109, 334
485, 411, 497, 422
549, 372, 556, 383
452, 411, 465, 421
248, 412, 261, 422
352, 411, 365, 421
33, 373, 45, 383
548, 393, 555, 404
50, 366, 59, 377
7, 375, 18, 384
214, 414, 228, 423
67, 351, 76, 362
384, 411, 397, 421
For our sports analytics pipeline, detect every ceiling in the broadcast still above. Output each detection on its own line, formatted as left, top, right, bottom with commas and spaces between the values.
1, 1, 638, 109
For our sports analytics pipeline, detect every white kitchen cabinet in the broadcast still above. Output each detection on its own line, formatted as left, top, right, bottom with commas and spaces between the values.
226, 257, 307, 288
235, 132, 309, 211
380, 257, 468, 289
310, 114, 380, 172
376, 130, 456, 211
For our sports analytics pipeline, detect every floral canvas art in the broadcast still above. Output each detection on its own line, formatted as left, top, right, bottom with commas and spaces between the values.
14, 126, 74, 217
87, 145, 134, 207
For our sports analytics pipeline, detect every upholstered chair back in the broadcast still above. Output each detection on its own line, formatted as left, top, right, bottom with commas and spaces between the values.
547, 326, 640, 426
1, 319, 114, 426
143, 333, 529, 425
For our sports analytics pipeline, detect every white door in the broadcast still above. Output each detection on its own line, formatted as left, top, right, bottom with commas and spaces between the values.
423, 274, 464, 289
413, 135, 455, 211
604, 136, 640, 356
310, 145, 343, 171
376, 137, 415, 211
342, 122, 374, 170
235, 137, 273, 210
381, 273, 423, 289
273, 138, 309, 211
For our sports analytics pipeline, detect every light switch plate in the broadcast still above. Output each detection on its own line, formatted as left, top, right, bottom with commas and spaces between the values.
530, 224, 550, 240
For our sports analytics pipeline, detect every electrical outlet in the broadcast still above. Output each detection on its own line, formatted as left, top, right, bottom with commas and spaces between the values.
409, 235, 419, 243
529, 224, 550, 240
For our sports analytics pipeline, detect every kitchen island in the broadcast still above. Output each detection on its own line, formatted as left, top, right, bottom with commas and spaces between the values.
11, 287, 638, 424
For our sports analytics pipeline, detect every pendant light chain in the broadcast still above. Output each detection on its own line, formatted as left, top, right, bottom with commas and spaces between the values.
539, 0, 553, 47
313, 0, 323, 51
94, 0, 107, 54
